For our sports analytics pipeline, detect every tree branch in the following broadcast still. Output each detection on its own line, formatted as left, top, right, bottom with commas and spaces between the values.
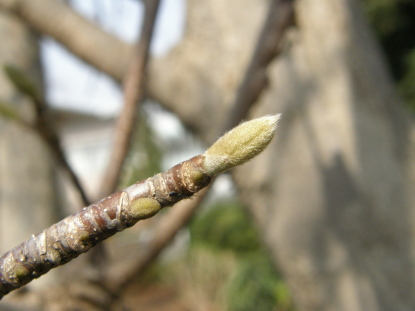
0, 0, 132, 81
0, 115, 280, 299
224, 0, 294, 131
3, 64, 91, 206
99, 0, 161, 198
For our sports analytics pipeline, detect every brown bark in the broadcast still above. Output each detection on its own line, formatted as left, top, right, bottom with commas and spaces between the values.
0, 154, 211, 298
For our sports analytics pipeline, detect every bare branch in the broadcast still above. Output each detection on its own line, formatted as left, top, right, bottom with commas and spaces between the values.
0, 115, 279, 299
99, 0, 161, 198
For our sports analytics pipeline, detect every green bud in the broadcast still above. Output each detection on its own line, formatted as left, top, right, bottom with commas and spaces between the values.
204, 115, 280, 175
14, 264, 30, 281
129, 198, 161, 220
79, 231, 90, 243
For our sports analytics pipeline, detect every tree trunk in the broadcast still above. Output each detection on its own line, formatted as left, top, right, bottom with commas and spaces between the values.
152, 0, 415, 310
234, 1, 415, 310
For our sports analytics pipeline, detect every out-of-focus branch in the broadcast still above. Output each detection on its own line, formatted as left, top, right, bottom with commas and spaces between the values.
0, 301, 39, 311
0, 0, 176, 126
112, 187, 209, 295
0, 100, 31, 127
111, 0, 295, 295
99, 0, 161, 198
36, 114, 91, 207
224, 0, 295, 131
0, 0, 132, 81
3, 65, 91, 207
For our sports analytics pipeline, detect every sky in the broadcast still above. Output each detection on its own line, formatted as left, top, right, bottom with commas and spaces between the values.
41, 0, 185, 116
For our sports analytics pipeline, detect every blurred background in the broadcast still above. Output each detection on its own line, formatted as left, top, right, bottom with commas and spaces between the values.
0, 0, 415, 310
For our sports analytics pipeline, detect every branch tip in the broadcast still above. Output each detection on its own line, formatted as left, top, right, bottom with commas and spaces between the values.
204, 114, 280, 175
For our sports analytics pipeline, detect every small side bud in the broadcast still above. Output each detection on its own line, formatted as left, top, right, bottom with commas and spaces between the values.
204, 114, 280, 175
128, 198, 161, 220
14, 264, 30, 282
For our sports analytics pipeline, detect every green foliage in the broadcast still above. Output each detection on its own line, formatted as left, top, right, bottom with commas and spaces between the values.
227, 255, 293, 311
190, 200, 262, 255
165, 246, 235, 310
189, 200, 294, 311
363, 0, 415, 109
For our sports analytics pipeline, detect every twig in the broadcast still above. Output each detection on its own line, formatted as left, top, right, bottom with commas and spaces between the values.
99, 0, 161, 198
0, 115, 280, 299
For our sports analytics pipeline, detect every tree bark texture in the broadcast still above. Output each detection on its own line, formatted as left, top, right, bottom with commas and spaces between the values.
2, 0, 415, 310
0, 154, 212, 298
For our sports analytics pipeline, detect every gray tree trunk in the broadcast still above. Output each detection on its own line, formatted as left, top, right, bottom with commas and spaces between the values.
235, 1, 415, 310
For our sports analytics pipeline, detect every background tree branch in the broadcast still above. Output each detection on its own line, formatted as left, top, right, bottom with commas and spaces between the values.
224, 0, 294, 131
3, 64, 90, 206
99, 0, 161, 199
0, 0, 131, 81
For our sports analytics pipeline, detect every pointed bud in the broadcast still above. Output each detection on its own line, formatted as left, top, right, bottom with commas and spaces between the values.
203, 114, 280, 175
